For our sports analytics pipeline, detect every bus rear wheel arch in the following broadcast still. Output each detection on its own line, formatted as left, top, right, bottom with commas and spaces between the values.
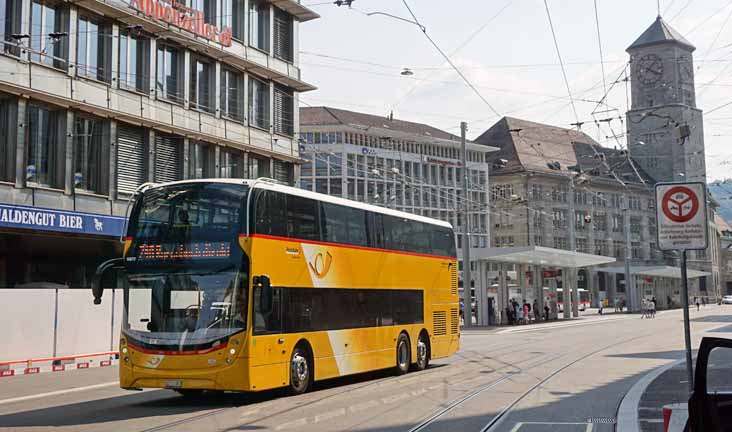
395, 332, 411, 375
289, 340, 314, 395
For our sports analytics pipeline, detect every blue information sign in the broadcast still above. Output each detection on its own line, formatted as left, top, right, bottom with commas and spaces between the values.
0, 204, 125, 237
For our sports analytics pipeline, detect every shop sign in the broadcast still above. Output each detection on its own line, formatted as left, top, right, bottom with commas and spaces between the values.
130, 0, 233, 47
0, 204, 125, 237
422, 156, 462, 166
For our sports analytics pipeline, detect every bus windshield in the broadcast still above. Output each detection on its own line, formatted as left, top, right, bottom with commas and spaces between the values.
123, 182, 250, 351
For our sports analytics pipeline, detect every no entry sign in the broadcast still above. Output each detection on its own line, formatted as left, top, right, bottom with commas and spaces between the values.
655, 182, 708, 251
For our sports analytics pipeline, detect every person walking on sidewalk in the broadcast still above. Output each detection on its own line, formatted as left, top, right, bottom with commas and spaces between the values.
651, 296, 657, 318
523, 300, 530, 324
696, 297, 701, 311
544, 303, 550, 321
532, 299, 539, 322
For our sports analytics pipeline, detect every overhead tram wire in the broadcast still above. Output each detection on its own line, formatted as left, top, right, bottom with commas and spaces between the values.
399, 0, 501, 118
593, 0, 608, 97
542, 0, 579, 124
669, 0, 696, 23
389, 0, 515, 111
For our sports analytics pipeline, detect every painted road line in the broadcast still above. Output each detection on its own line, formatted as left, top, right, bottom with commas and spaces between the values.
349, 400, 379, 413
313, 408, 346, 423
275, 418, 307, 430
0, 381, 119, 405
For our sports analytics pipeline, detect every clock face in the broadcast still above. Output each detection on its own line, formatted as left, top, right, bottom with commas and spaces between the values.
636, 54, 664, 85
679, 59, 694, 84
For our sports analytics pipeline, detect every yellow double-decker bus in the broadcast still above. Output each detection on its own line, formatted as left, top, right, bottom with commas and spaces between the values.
92, 178, 459, 395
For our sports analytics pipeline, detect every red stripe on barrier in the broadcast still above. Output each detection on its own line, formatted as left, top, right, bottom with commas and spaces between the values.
24, 367, 40, 375
100, 360, 112, 367
52, 365, 65, 372
0, 370, 14, 377
77, 363, 90, 369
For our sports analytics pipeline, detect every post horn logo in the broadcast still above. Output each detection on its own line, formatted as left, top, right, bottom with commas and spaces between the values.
309, 251, 333, 279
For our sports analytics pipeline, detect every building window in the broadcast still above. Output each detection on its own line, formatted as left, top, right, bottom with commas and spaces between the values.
30, 0, 69, 70
630, 216, 642, 235
553, 236, 568, 250
595, 239, 609, 256
73, 114, 108, 194
189, 141, 212, 179
188, 0, 216, 24
249, 76, 270, 130
612, 214, 624, 233
220, 67, 244, 122
577, 238, 589, 253
593, 213, 607, 231
119, 30, 150, 93
220, 149, 244, 178
156, 43, 184, 104
632, 242, 642, 259
76, 14, 111, 83
249, 154, 266, 178
26, 103, 65, 188
273, 7, 293, 62
0, 95, 17, 182
614, 241, 625, 259
249, 0, 270, 52
534, 235, 543, 246
552, 209, 567, 229
273, 84, 293, 135
1, 0, 23, 56
219, 0, 246, 40
190, 55, 215, 113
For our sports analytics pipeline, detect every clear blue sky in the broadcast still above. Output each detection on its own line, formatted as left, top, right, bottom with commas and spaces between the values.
299, 0, 732, 181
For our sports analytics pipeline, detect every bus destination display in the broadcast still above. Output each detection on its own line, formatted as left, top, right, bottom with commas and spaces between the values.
136, 242, 231, 260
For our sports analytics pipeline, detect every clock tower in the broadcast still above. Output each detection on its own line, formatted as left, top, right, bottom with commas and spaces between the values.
626, 16, 706, 183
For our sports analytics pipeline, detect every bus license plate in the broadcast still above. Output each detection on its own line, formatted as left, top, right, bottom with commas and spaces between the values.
165, 380, 182, 388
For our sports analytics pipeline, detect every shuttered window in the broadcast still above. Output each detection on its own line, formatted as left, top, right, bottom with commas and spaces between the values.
272, 160, 290, 184
273, 85, 293, 136
273, 8, 293, 62
117, 124, 147, 194
154, 133, 183, 183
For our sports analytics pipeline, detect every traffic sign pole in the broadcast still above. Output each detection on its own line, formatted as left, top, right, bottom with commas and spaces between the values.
655, 182, 708, 396
680, 250, 694, 394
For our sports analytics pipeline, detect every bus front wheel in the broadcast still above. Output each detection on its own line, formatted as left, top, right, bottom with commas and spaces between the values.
289, 346, 312, 395
395, 333, 411, 375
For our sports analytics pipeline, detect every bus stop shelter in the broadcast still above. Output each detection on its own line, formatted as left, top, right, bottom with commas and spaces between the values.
596, 265, 711, 310
479, 246, 616, 324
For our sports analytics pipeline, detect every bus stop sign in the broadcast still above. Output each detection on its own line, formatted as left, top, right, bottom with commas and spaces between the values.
655, 182, 708, 251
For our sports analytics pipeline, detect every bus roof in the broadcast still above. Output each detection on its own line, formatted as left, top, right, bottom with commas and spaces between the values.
145, 178, 454, 230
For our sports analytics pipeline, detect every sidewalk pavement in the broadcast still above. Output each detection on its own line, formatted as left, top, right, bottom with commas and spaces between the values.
635, 361, 691, 432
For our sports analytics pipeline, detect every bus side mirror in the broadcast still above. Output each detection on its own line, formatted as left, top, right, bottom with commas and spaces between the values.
254, 275, 272, 314
92, 258, 125, 305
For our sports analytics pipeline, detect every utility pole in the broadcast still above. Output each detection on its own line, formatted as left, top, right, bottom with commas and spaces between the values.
624, 204, 634, 312
461, 121, 472, 328
566, 179, 577, 318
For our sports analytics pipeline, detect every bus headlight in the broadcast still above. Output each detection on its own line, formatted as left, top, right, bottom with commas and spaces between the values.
122, 347, 128, 354
229, 348, 236, 355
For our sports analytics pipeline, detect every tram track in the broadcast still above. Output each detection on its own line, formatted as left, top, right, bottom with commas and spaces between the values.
399, 331, 658, 432
137, 337, 550, 432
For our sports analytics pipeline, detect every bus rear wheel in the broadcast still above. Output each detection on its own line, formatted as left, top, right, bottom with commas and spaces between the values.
395, 333, 411, 375
414, 332, 429, 371
289, 346, 312, 395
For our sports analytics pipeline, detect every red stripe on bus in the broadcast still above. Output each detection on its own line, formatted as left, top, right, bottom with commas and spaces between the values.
247, 234, 457, 261
127, 343, 228, 356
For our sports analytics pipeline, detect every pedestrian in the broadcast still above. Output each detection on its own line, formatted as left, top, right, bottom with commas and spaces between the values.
532, 299, 539, 322
523, 300, 530, 324
696, 297, 701, 311
598, 300, 603, 315
614, 298, 619, 312
544, 303, 550, 321
505, 305, 513, 325
667, 295, 672, 309
651, 297, 657, 318
621, 298, 626, 312
516, 300, 524, 325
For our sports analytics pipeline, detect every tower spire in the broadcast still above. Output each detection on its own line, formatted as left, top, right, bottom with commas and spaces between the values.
657, 0, 661, 17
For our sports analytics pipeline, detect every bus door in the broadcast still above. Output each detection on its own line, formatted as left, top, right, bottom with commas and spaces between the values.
250, 284, 288, 390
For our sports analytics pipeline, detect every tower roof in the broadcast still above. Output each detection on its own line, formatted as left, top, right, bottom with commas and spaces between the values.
627, 16, 695, 52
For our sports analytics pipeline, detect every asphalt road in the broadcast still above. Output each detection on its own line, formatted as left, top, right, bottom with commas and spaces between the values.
1, 306, 730, 432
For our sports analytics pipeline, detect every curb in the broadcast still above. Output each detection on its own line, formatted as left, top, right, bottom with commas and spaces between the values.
616, 358, 684, 432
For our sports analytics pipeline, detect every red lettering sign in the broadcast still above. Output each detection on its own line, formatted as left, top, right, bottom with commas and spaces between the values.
24, 367, 40, 375
100, 360, 112, 367
130, 0, 233, 47
0, 370, 14, 377
77, 362, 90, 369
52, 364, 65, 372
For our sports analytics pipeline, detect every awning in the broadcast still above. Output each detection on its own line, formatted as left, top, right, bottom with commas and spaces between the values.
479, 246, 616, 268
597, 265, 711, 279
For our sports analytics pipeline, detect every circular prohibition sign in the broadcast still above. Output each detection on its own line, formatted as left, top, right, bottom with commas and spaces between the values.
661, 186, 700, 223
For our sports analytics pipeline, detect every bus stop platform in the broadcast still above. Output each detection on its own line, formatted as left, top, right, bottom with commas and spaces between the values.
473, 246, 616, 326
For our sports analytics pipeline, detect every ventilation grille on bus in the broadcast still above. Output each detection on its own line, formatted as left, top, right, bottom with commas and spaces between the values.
433, 311, 447, 336
450, 265, 458, 295
450, 308, 459, 334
